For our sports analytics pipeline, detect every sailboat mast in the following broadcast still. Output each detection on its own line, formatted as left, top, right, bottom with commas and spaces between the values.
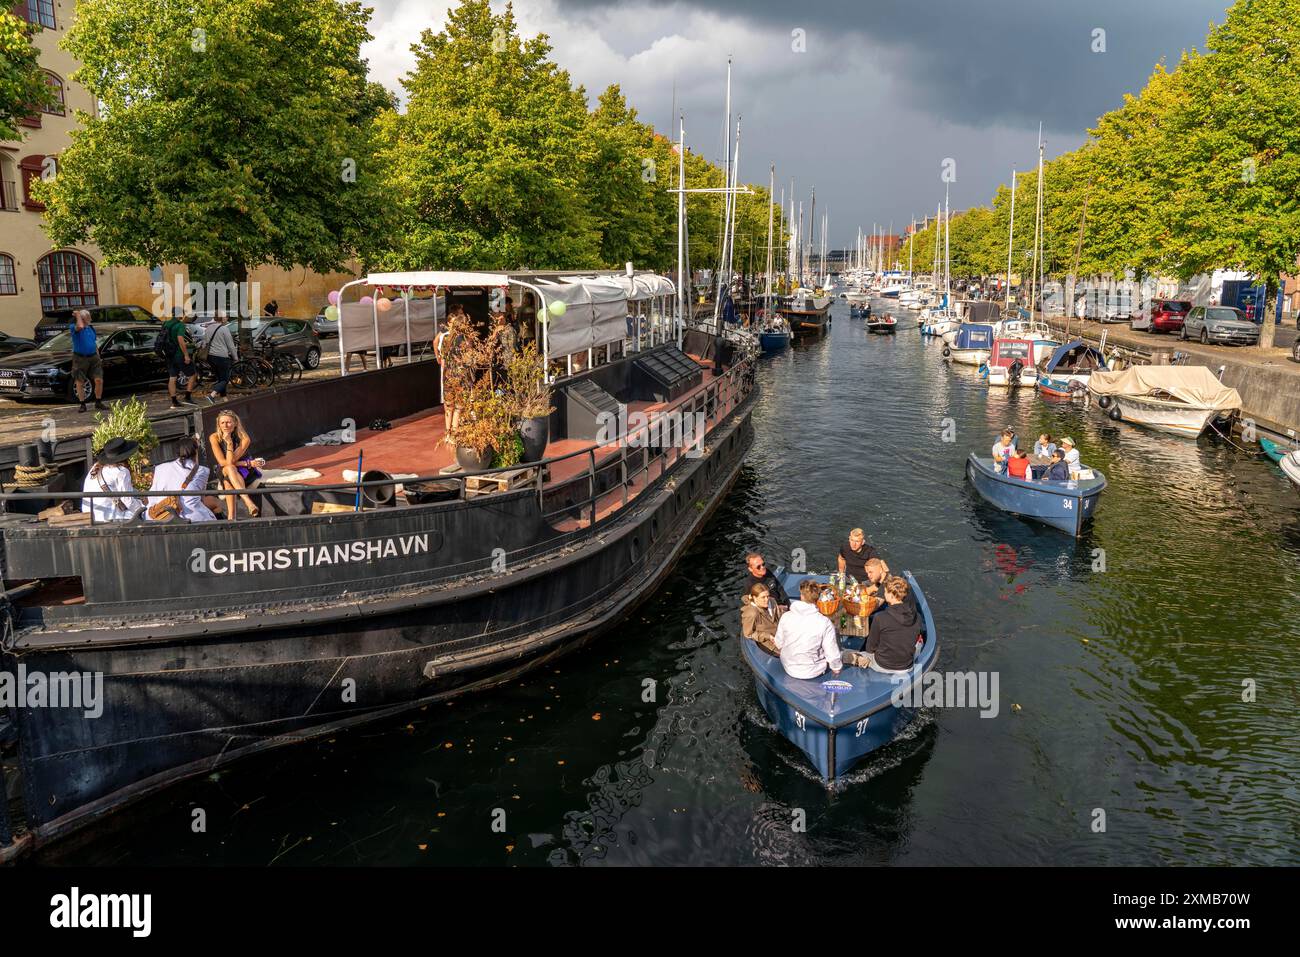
676, 115, 686, 342
944, 184, 951, 303
764, 164, 775, 300
713, 58, 733, 327
1006, 166, 1016, 311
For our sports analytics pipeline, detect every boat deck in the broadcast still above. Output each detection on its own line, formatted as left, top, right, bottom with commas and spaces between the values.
267, 359, 731, 514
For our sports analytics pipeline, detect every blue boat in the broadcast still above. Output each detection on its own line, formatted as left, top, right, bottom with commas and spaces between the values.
849, 303, 871, 319
1037, 339, 1107, 398
741, 569, 940, 781
759, 330, 791, 352
1260, 436, 1287, 463
965, 453, 1106, 536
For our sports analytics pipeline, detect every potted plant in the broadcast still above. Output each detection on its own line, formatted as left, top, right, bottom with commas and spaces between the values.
91, 395, 159, 488
449, 387, 500, 471
504, 342, 555, 463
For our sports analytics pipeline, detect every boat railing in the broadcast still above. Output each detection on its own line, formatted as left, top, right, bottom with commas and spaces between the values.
0, 358, 755, 537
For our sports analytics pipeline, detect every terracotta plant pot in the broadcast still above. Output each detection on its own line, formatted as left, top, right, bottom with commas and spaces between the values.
519, 415, 550, 463
455, 445, 494, 472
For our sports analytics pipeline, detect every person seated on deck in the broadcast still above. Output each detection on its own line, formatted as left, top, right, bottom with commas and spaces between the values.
862, 556, 917, 614
1006, 447, 1032, 481
745, 552, 790, 609
774, 579, 868, 679
82, 437, 145, 522
147, 436, 216, 522
209, 410, 265, 519
864, 576, 923, 674
740, 582, 782, 656
837, 527, 879, 579
1038, 448, 1071, 483
1034, 433, 1056, 459
1059, 436, 1081, 471
991, 429, 1016, 472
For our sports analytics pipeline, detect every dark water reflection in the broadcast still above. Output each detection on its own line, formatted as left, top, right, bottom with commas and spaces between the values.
55, 302, 1300, 866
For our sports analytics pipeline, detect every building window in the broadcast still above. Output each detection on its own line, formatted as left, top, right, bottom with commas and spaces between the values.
0, 255, 17, 295
37, 250, 98, 312
42, 72, 65, 115
21, 1, 57, 30
19, 155, 47, 211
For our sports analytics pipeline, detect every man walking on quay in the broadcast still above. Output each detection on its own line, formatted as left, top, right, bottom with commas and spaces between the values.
162, 309, 196, 408
70, 309, 107, 413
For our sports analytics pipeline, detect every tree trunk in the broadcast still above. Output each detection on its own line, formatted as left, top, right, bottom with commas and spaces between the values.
1259, 280, 1277, 350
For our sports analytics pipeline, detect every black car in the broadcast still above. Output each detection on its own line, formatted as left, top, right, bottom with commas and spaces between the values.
0, 331, 37, 357
33, 304, 156, 344
0, 322, 170, 402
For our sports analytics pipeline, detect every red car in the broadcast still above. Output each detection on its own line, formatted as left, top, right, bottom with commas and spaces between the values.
1138, 298, 1191, 334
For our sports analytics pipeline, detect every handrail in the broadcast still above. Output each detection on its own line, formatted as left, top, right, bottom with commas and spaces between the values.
0, 355, 756, 526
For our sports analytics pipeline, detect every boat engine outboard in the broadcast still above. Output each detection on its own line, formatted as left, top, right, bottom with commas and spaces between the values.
1008, 358, 1024, 385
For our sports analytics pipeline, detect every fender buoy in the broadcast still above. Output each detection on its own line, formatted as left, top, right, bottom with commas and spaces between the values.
942, 346, 952, 358
1097, 395, 1112, 410
1107, 404, 1122, 421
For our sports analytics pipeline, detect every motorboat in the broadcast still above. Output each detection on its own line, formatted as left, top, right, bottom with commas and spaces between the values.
1280, 449, 1300, 492
866, 313, 898, 334
980, 338, 1036, 387
741, 569, 939, 781
1088, 366, 1242, 438
966, 454, 1106, 537
943, 323, 995, 366
1037, 339, 1107, 398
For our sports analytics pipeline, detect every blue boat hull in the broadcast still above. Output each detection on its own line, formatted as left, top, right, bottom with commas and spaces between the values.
759, 331, 791, 352
965, 454, 1105, 537
1260, 437, 1286, 463
742, 570, 940, 781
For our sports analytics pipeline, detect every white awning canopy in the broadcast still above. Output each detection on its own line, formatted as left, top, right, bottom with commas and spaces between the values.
535, 278, 628, 354
363, 271, 511, 288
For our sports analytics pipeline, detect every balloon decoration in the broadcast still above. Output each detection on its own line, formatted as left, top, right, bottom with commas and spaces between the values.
324, 305, 339, 322
376, 297, 393, 312
548, 300, 567, 317
360, 295, 374, 307
327, 290, 340, 306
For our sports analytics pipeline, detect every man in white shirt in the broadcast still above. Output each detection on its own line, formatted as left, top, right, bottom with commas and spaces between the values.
774, 579, 865, 679
147, 436, 216, 522
82, 437, 144, 522
1060, 436, 1081, 470
991, 429, 1016, 472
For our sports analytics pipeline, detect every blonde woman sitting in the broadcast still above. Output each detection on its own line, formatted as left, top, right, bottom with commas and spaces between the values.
208, 410, 265, 519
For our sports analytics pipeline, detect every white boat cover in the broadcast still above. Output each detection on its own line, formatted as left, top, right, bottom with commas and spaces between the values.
534, 279, 628, 355
364, 271, 510, 287
340, 296, 443, 350
560, 274, 674, 302
1088, 366, 1242, 411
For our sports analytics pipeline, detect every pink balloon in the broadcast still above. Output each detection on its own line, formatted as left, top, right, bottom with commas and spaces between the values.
376, 297, 393, 312
360, 295, 374, 306
327, 290, 340, 305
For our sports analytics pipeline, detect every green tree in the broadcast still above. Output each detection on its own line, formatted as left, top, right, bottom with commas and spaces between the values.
40, 0, 388, 290
379, 0, 599, 270
0, 10, 54, 140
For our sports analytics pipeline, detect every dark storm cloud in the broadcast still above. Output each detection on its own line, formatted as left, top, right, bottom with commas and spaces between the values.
554, 0, 1231, 132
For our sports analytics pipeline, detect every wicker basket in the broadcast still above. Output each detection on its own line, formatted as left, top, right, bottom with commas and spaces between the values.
841, 595, 881, 618
816, 596, 841, 616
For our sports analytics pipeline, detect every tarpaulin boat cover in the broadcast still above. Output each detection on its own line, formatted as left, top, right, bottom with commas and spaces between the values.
1044, 339, 1107, 373
1088, 366, 1242, 410
561, 274, 674, 302
534, 279, 628, 355
954, 324, 995, 349
341, 296, 442, 349
965, 302, 1001, 324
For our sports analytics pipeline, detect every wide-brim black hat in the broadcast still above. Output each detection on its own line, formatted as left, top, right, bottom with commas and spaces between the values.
95, 437, 139, 465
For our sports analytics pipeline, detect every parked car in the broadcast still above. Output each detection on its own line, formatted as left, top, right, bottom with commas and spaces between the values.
246, 317, 322, 368
0, 331, 37, 357
0, 323, 169, 402
1132, 299, 1191, 334
1181, 305, 1261, 346
32, 304, 156, 344
313, 309, 339, 338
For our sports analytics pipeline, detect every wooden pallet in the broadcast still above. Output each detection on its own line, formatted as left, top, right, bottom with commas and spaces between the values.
438, 463, 546, 497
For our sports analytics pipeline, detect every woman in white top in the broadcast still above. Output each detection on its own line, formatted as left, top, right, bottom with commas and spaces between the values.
1060, 436, 1081, 469
81, 437, 145, 522
147, 436, 216, 522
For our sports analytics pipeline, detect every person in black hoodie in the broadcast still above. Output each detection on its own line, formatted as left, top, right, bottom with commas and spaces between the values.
865, 576, 922, 672
744, 552, 790, 609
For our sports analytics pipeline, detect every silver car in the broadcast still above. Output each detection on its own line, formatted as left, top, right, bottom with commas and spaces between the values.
1181, 305, 1260, 345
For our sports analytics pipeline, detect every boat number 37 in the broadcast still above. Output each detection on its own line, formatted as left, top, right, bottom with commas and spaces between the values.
855, 718, 869, 737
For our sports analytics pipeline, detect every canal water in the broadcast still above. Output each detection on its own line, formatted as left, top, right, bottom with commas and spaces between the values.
56, 301, 1300, 866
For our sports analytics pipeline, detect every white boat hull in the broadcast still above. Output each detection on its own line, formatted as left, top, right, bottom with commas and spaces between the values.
986, 367, 1038, 388
947, 348, 990, 366
1100, 395, 1221, 437
1281, 452, 1300, 492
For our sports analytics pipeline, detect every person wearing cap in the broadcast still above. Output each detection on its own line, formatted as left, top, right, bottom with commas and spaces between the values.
82, 437, 144, 522
1060, 436, 1081, 470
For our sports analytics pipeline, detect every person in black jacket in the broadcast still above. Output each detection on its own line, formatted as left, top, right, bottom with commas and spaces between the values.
865, 576, 922, 672
744, 552, 790, 609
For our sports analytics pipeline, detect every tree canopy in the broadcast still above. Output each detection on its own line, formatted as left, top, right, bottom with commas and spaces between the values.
0, 10, 54, 140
